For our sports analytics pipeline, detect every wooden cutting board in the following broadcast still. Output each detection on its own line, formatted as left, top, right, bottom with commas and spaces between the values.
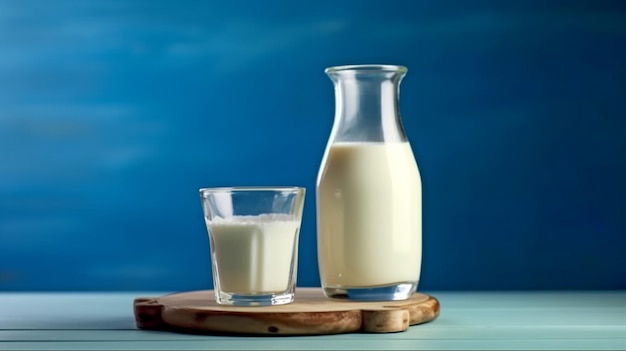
134, 288, 439, 335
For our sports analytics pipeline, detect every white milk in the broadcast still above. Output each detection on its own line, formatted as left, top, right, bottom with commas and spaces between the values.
206, 214, 299, 293
317, 142, 422, 288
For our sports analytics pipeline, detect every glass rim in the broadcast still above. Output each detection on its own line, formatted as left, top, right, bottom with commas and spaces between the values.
199, 186, 305, 196
325, 64, 407, 74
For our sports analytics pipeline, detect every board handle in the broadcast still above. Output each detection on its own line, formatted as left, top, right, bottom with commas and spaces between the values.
402, 295, 440, 325
362, 308, 410, 333
134, 297, 165, 329
361, 295, 441, 333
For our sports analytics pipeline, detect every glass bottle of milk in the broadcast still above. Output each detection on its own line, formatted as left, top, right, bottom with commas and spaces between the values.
316, 65, 421, 301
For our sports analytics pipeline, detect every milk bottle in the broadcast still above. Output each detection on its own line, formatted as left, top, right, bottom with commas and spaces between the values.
316, 65, 422, 301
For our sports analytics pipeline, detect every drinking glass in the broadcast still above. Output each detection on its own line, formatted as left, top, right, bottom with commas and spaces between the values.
199, 187, 305, 306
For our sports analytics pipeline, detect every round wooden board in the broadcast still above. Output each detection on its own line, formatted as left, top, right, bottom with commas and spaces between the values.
134, 288, 440, 335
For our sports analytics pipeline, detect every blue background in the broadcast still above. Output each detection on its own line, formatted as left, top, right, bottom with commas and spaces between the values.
1, 0, 625, 292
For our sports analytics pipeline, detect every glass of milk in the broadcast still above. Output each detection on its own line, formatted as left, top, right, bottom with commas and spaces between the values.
199, 187, 305, 306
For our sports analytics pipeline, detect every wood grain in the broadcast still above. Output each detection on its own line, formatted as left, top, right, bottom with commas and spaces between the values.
134, 288, 439, 335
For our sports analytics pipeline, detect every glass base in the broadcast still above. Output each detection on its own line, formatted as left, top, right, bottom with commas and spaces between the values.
322, 281, 418, 301
215, 291, 295, 306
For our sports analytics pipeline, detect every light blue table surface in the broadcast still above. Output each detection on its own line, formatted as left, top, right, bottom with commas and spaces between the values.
1, 291, 625, 350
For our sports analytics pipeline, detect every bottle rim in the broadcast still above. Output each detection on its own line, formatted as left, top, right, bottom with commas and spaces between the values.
325, 64, 407, 74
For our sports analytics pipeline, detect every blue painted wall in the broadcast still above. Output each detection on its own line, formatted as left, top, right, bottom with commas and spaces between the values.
1, 0, 625, 291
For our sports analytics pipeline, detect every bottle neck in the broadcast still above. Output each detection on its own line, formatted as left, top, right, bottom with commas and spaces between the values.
327, 66, 407, 143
